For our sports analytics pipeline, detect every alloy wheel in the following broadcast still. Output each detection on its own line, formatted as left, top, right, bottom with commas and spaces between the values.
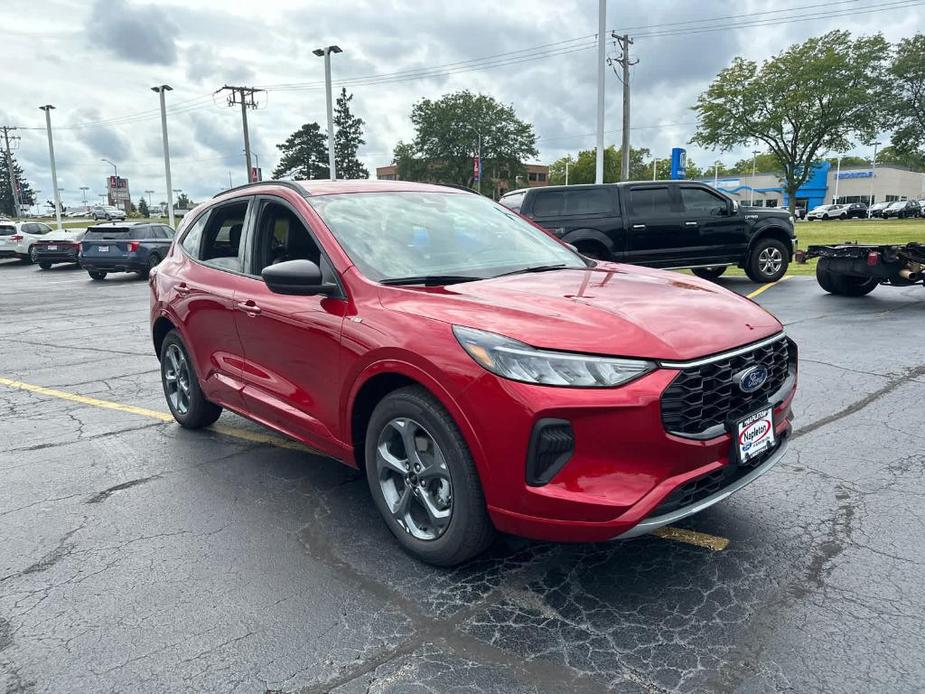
163, 343, 192, 415
758, 247, 783, 277
29, 246, 38, 262
376, 417, 453, 540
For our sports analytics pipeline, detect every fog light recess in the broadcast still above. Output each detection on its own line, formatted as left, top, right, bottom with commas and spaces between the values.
526, 418, 575, 486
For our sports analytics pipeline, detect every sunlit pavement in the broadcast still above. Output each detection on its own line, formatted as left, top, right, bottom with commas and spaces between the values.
1, 260, 923, 693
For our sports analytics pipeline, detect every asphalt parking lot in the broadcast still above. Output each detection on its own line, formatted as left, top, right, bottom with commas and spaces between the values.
1, 260, 923, 693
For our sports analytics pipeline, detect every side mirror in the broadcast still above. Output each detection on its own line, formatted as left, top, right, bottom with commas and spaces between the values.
262, 259, 339, 296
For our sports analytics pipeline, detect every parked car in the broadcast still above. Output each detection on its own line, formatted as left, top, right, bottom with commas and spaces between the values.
0, 220, 55, 263
793, 206, 806, 220
32, 228, 87, 269
830, 202, 868, 219
499, 181, 796, 283
805, 204, 839, 221
867, 202, 891, 218
79, 222, 174, 280
881, 200, 921, 219
90, 205, 127, 221
150, 180, 797, 565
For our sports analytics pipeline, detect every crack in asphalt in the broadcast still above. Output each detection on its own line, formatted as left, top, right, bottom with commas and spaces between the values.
85, 475, 161, 504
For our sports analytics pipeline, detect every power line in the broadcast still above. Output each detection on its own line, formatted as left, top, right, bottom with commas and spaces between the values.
217, 85, 263, 183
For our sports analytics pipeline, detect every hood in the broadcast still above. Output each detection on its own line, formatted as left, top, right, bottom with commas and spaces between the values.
379, 265, 782, 361
743, 206, 791, 218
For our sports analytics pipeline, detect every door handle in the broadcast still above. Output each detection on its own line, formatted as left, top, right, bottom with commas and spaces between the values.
631, 224, 646, 230
175, 282, 190, 296
684, 221, 699, 227
236, 300, 261, 316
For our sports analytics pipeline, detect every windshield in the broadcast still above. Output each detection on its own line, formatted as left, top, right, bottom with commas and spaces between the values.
308, 192, 587, 282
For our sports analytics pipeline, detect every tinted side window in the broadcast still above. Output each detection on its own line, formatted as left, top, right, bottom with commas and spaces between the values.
180, 212, 209, 258
499, 191, 526, 213
680, 188, 727, 216
565, 188, 613, 215
629, 187, 672, 216
22, 223, 37, 233
201, 201, 248, 272
133, 226, 151, 239
531, 191, 565, 217
160, 226, 175, 239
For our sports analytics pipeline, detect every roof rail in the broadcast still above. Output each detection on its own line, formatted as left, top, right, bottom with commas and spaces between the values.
212, 180, 308, 199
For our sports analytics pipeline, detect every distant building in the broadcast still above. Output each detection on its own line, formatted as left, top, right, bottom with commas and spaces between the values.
703, 163, 925, 210
375, 162, 549, 198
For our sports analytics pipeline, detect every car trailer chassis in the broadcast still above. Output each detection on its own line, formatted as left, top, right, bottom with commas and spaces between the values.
797, 242, 925, 296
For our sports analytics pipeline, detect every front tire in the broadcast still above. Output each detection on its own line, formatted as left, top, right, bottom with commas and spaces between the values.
39, 262, 52, 270
88, 270, 107, 280
816, 258, 878, 296
365, 385, 494, 566
692, 266, 727, 281
745, 238, 789, 283
160, 330, 222, 428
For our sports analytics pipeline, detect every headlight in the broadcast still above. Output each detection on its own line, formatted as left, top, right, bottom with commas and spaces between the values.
453, 326, 655, 387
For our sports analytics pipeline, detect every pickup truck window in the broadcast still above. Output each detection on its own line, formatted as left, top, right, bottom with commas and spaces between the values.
629, 187, 671, 216
499, 191, 526, 212
532, 189, 614, 217
680, 187, 727, 216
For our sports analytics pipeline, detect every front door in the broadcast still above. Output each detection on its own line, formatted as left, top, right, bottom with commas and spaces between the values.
624, 184, 693, 267
677, 185, 746, 265
233, 196, 347, 453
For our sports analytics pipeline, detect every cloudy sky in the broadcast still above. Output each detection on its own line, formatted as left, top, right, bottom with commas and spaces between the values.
3, 0, 924, 208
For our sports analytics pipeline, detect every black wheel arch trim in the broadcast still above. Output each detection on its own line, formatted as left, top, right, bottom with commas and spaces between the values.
560, 229, 615, 254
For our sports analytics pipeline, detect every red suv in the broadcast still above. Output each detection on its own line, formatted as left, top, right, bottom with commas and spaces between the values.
150, 180, 797, 565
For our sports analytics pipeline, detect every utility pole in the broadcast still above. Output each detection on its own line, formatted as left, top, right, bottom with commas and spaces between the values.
2, 126, 22, 217
750, 150, 759, 205
594, 0, 606, 184
218, 85, 263, 184
39, 106, 62, 230
313, 45, 343, 181
152, 85, 175, 228
612, 33, 637, 181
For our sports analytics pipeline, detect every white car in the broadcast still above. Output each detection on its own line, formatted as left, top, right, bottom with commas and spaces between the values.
0, 220, 56, 263
90, 205, 127, 221
806, 204, 838, 221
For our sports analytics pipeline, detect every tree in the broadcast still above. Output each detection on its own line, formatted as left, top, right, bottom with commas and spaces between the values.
692, 30, 890, 211
138, 197, 150, 217
393, 90, 538, 192
175, 192, 193, 210
548, 146, 704, 184
888, 34, 925, 156
878, 145, 925, 171
0, 151, 35, 217
273, 122, 329, 180
333, 89, 369, 179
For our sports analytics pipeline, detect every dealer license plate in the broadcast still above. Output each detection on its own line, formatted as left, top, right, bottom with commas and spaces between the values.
736, 407, 775, 463
47, 245, 58, 250
98, 245, 109, 252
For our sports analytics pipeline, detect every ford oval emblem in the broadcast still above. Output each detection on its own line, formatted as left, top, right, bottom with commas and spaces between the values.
735, 365, 769, 393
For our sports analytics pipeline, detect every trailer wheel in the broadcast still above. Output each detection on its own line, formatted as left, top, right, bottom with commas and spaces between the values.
816, 258, 879, 296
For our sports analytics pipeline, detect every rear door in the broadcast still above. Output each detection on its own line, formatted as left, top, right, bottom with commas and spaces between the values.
624, 184, 691, 266
525, 187, 622, 257
677, 185, 745, 265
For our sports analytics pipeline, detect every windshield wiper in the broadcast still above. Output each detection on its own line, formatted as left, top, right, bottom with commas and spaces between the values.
379, 274, 482, 286
494, 263, 569, 278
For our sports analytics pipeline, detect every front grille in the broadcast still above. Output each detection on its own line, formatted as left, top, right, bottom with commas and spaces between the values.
661, 336, 795, 438
648, 436, 783, 518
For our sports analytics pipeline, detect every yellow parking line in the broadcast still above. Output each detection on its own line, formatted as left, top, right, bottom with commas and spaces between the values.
652, 526, 730, 551
0, 376, 317, 453
746, 275, 791, 299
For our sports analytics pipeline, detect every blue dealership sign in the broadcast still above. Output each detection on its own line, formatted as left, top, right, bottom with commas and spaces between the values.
837, 170, 873, 179
670, 148, 686, 179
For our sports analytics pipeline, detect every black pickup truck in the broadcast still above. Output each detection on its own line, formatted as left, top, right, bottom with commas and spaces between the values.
500, 181, 796, 283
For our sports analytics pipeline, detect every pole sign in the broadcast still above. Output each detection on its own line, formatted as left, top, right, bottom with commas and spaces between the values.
250, 167, 262, 182
670, 148, 687, 179
473, 156, 481, 183
106, 176, 131, 210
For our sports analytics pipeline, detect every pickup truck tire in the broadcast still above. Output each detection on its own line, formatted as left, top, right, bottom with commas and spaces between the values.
816, 258, 878, 296
745, 238, 789, 283
574, 241, 610, 261
692, 266, 727, 280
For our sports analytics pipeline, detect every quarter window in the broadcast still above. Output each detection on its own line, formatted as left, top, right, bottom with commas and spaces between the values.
180, 212, 209, 258
201, 201, 248, 272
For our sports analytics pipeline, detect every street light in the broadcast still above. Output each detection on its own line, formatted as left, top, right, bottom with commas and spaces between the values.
152, 84, 175, 228
465, 125, 482, 194
833, 155, 843, 204
39, 105, 62, 230
867, 141, 881, 212
713, 160, 722, 187
652, 158, 659, 181
313, 45, 342, 181
750, 150, 759, 205
79, 186, 90, 204
101, 158, 117, 177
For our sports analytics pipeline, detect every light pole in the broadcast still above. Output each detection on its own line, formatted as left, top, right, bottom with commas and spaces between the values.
465, 125, 482, 195
750, 150, 759, 205
152, 85, 175, 228
242, 149, 260, 180
80, 186, 89, 204
594, 0, 605, 184
833, 155, 843, 204
652, 158, 658, 181
565, 154, 570, 186
313, 45, 342, 181
713, 160, 721, 188
868, 141, 881, 210
101, 158, 117, 177
39, 105, 62, 230
144, 189, 155, 216
32, 189, 41, 216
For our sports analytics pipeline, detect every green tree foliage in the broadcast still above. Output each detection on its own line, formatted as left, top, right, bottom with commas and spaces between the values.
393, 90, 538, 190
334, 89, 369, 179
273, 122, 329, 180
888, 34, 925, 156
175, 192, 193, 209
0, 151, 35, 217
824, 155, 870, 168
692, 30, 890, 211
878, 145, 925, 171
548, 146, 703, 184
138, 197, 150, 217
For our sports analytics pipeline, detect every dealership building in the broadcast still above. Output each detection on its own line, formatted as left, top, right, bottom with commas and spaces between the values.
706, 162, 925, 210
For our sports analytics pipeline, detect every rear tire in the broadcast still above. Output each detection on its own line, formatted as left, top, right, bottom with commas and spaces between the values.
575, 242, 610, 261
745, 238, 789, 283
364, 385, 495, 566
816, 258, 878, 296
88, 271, 106, 280
692, 266, 727, 281
159, 330, 223, 428
39, 262, 52, 270
139, 254, 160, 278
